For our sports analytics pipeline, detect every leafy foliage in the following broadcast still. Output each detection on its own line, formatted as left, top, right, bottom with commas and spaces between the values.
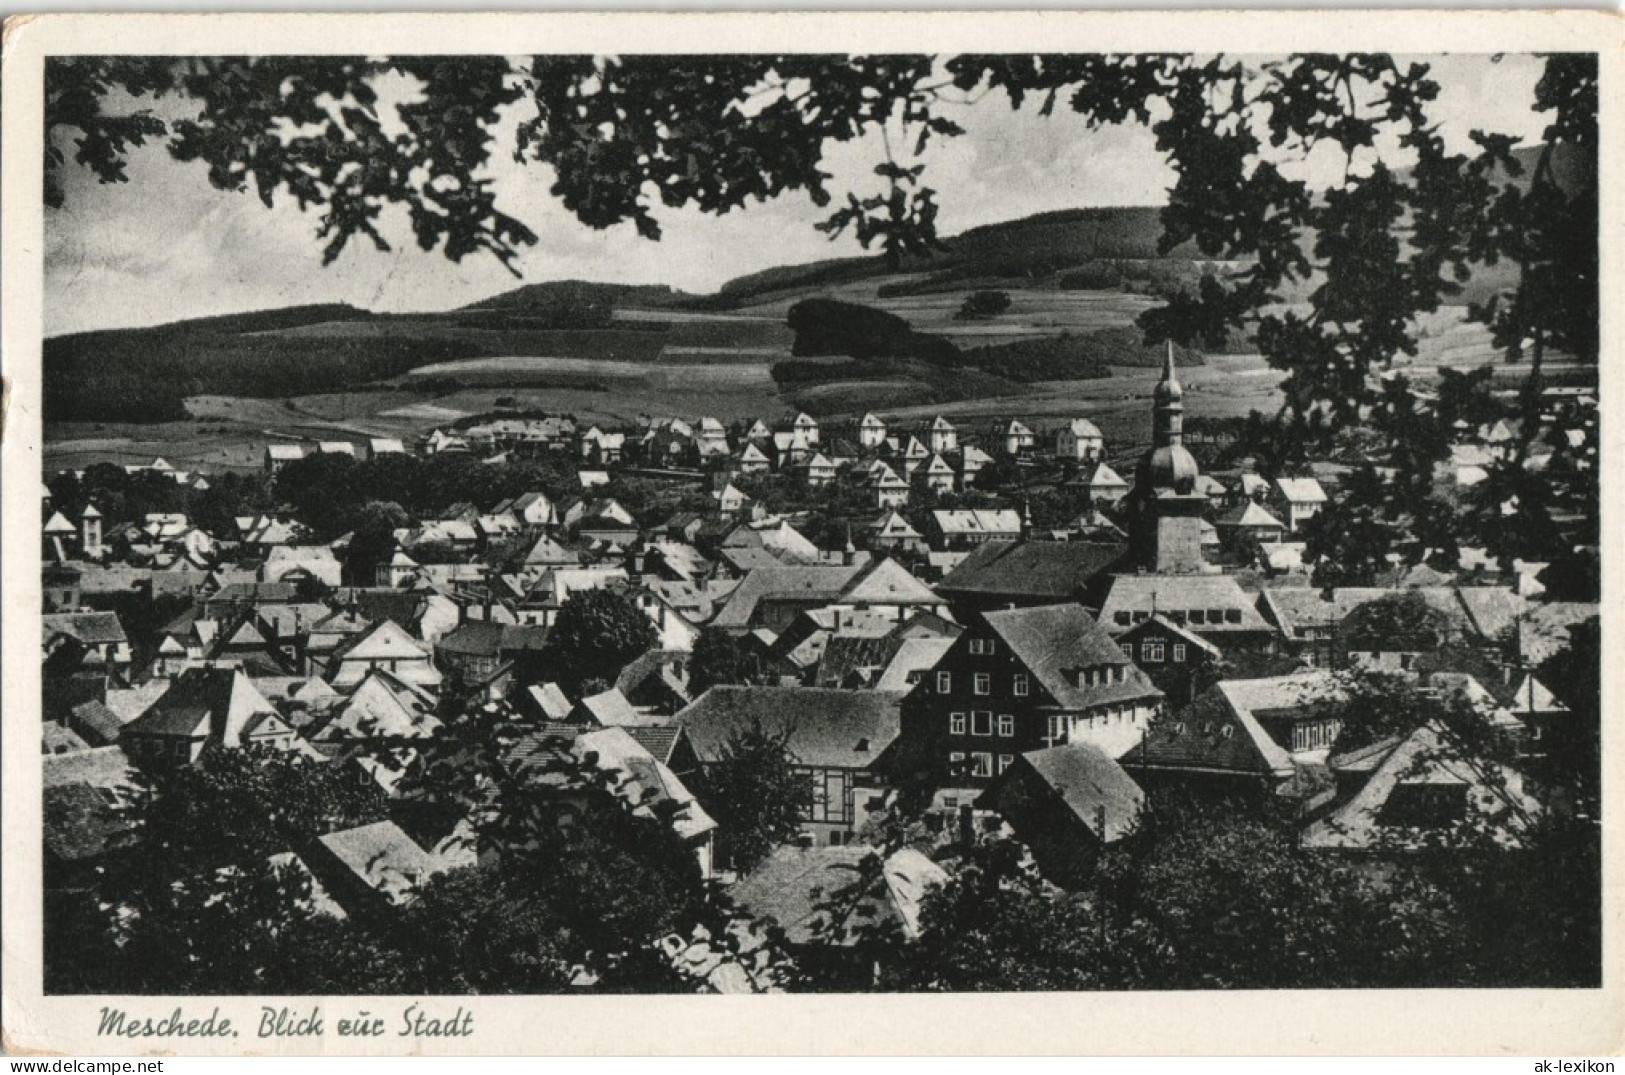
543, 589, 658, 693
688, 628, 767, 697
954, 289, 1012, 320
692, 720, 812, 873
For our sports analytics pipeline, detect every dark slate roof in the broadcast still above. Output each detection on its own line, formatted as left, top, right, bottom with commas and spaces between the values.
727, 845, 896, 947
43, 745, 138, 789
710, 564, 868, 629
70, 700, 127, 745
331, 589, 428, 632
435, 621, 550, 658
44, 783, 142, 862
991, 742, 1146, 842
677, 687, 904, 770
981, 605, 1162, 710
42, 612, 128, 647
814, 636, 905, 689
937, 541, 1127, 600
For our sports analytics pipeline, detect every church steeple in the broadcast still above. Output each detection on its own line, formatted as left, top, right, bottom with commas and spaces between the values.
1152, 340, 1185, 449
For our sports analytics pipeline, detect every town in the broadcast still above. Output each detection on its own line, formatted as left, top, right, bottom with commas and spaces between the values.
41, 340, 1602, 993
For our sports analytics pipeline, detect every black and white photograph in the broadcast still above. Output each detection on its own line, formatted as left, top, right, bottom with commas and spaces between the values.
3, 9, 1618, 1058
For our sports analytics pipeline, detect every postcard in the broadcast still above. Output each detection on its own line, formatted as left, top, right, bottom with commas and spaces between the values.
2, 9, 1621, 1057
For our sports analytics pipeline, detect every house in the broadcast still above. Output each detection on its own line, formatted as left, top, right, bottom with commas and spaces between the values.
711, 482, 753, 516
79, 504, 104, 556
928, 508, 1022, 550
867, 511, 926, 555
977, 742, 1146, 887
1056, 418, 1104, 462
897, 603, 1164, 790
899, 436, 931, 477
1302, 722, 1542, 851
434, 621, 550, 685
575, 726, 717, 878
1272, 477, 1328, 533
800, 453, 837, 488
309, 669, 439, 745
628, 585, 704, 652
493, 491, 559, 529
1227, 472, 1271, 506
43, 510, 77, 562
521, 681, 574, 722
121, 667, 303, 768
936, 540, 1126, 614
264, 443, 307, 474
859, 413, 888, 449
728, 845, 946, 982
870, 464, 910, 509
736, 441, 772, 474
43, 612, 133, 678
1127, 672, 1349, 803
678, 686, 905, 846
793, 411, 820, 445
613, 650, 694, 715
1003, 419, 1035, 456
262, 545, 344, 589
708, 562, 868, 633
1098, 574, 1277, 649
1216, 500, 1287, 545
1071, 460, 1130, 507
1116, 613, 1223, 706
928, 416, 958, 454
44, 746, 144, 888
326, 620, 441, 690
368, 437, 407, 460
921, 454, 957, 495
316, 441, 356, 459
696, 416, 731, 458
308, 820, 458, 914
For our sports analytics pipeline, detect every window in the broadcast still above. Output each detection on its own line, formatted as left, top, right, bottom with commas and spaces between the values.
974, 673, 991, 695
1114, 611, 1131, 626
949, 751, 966, 770
1225, 608, 1243, 624
1045, 715, 1063, 744
1120, 642, 1133, 658
950, 712, 966, 735
998, 754, 1014, 774
1013, 673, 1029, 696
1173, 643, 1187, 663
937, 671, 952, 693
969, 638, 995, 655
997, 714, 1015, 737
1142, 641, 1165, 663
971, 753, 994, 778
173, 740, 189, 760
1208, 608, 1225, 623
1133, 610, 1150, 623
972, 711, 993, 737
1189, 609, 1206, 624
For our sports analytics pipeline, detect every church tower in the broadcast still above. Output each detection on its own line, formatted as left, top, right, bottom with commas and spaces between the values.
1131, 342, 1207, 574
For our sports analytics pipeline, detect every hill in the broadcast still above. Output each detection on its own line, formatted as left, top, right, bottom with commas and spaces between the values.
462, 279, 701, 312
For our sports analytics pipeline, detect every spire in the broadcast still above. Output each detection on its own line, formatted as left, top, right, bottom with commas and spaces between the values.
1151, 340, 1185, 448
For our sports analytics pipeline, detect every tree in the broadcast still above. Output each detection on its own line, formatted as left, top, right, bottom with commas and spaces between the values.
543, 588, 658, 692
343, 499, 409, 583
1337, 592, 1456, 659
688, 627, 765, 696
954, 289, 1012, 320
691, 720, 811, 873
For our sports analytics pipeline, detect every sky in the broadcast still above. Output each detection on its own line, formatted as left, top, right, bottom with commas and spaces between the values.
43, 53, 1551, 337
